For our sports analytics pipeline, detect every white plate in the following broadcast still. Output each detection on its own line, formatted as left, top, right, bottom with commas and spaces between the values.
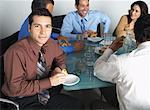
99, 40, 113, 45
63, 74, 80, 86
87, 37, 103, 42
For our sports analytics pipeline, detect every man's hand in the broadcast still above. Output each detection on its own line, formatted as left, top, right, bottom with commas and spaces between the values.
49, 67, 66, 86
82, 30, 97, 38
109, 36, 124, 52
57, 36, 71, 47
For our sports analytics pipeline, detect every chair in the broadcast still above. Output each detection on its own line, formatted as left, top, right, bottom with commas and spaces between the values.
97, 23, 101, 37
112, 28, 117, 37
52, 15, 66, 34
0, 32, 19, 110
90, 99, 118, 110
0, 31, 18, 56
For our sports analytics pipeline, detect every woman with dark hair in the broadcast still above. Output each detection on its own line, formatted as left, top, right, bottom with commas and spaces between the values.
94, 14, 150, 110
114, 1, 148, 38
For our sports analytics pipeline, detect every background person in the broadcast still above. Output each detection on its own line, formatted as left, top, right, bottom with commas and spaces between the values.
2, 8, 81, 110
94, 14, 150, 110
114, 0, 148, 38
18, 0, 54, 40
61, 0, 111, 41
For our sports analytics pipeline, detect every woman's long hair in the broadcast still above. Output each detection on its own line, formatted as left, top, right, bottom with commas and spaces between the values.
128, 1, 148, 23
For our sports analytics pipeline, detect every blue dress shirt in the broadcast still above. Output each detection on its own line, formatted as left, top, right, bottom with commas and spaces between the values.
18, 17, 74, 53
61, 10, 111, 41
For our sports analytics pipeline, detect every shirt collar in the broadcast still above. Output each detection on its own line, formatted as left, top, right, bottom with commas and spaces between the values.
27, 37, 51, 56
76, 11, 88, 22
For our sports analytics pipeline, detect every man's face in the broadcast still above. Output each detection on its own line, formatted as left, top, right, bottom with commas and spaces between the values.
130, 4, 141, 20
29, 15, 52, 47
76, 0, 89, 18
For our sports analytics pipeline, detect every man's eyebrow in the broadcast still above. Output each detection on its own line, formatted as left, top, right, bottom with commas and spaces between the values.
32, 23, 40, 25
32, 23, 52, 26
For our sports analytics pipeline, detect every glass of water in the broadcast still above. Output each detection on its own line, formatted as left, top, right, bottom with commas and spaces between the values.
84, 45, 95, 66
74, 57, 85, 75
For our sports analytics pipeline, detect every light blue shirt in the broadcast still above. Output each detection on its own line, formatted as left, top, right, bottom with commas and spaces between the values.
18, 17, 29, 40
61, 10, 111, 41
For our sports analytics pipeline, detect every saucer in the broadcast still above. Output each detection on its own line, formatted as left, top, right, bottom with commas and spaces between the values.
63, 74, 80, 86
87, 37, 103, 42
99, 40, 113, 45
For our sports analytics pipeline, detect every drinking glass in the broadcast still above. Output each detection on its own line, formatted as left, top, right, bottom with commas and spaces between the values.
87, 66, 93, 81
74, 57, 85, 76
84, 45, 95, 66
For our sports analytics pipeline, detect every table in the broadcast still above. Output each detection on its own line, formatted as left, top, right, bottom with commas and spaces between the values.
63, 39, 114, 91
63, 36, 136, 91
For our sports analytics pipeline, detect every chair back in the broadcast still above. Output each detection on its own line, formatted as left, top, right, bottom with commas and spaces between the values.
97, 23, 101, 37
0, 32, 19, 110
0, 31, 19, 56
52, 15, 66, 33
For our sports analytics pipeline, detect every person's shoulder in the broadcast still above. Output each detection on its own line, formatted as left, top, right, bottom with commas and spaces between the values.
67, 11, 76, 15
89, 10, 100, 14
90, 10, 100, 13
18, 17, 29, 39
65, 11, 77, 18
120, 15, 128, 20
20, 17, 29, 29
89, 10, 106, 16
23, 17, 29, 24
6, 38, 28, 54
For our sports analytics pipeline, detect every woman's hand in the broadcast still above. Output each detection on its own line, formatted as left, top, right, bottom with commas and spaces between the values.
109, 36, 124, 52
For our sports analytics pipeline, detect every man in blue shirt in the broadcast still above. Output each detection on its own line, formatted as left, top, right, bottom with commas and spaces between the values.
61, 0, 111, 41
18, 0, 83, 53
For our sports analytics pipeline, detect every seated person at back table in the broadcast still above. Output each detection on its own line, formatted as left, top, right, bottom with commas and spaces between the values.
114, 0, 148, 38
94, 14, 150, 110
18, 0, 83, 53
2, 8, 82, 110
60, 0, 111, 41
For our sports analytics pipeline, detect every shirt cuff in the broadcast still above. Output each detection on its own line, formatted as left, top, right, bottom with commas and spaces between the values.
102, 48, 113, 59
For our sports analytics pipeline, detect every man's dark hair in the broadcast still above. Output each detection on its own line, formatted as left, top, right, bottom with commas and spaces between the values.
134, 14, 150, 43
75, 0, 89, 6
31, 0, 54, 11
29, 8, 52, 26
